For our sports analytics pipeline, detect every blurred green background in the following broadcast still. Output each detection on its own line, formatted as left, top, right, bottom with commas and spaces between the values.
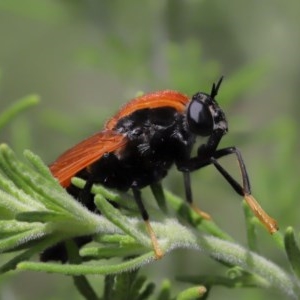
0, 0, 300, 299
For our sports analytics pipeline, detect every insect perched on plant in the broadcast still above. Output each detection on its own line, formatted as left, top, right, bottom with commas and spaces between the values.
48, 77, 278, 260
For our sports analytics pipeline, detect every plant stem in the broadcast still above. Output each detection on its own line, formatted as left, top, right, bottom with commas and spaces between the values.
17, 222, 299, 299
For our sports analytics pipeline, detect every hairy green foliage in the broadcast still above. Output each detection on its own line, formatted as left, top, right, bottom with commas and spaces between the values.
0, 144, 299, 299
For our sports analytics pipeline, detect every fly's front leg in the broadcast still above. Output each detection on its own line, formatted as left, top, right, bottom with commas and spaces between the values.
211, 147, 278, 233
178, 146, 278, 233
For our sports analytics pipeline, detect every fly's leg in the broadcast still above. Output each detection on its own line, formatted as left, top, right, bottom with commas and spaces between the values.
178, 146, 278, 233
183, 171, 211, 220
132, 188, 163, 259
211, 147, 278, 233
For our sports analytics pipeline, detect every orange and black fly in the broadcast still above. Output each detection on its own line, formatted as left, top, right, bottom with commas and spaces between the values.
46, 78, 278, 261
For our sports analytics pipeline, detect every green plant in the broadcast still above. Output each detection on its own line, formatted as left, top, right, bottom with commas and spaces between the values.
0, 99, 300, 300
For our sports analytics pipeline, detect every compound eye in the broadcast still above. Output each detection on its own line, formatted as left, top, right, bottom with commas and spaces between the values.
187, 99, 213, 136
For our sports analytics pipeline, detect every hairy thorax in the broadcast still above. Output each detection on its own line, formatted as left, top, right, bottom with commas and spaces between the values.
83, 107, 196, 190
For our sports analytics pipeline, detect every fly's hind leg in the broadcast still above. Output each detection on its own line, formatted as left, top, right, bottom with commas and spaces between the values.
132, 187, 163, 259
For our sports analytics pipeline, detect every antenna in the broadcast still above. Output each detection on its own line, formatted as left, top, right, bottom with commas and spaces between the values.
210, 76, 224, 99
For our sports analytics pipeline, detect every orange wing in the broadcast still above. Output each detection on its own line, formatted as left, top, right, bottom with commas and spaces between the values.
105, 90, 189, 130
50, 130, 127, 188
51, 90, 188, 187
